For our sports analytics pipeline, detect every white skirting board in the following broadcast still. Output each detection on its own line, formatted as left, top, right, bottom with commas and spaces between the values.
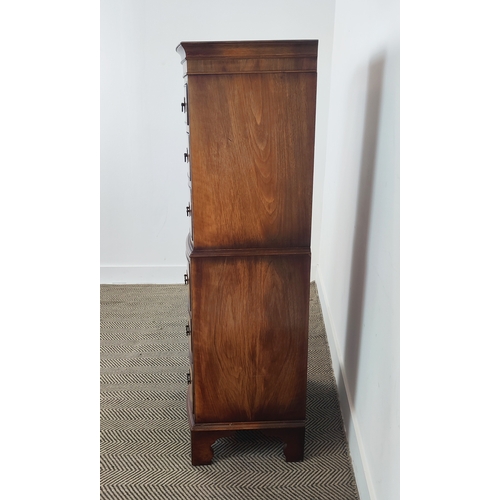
100, 266, 187, 284
315, 267, 376, 500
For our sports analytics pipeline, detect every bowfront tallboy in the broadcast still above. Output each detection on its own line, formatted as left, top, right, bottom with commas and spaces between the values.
176, 40, 318, 465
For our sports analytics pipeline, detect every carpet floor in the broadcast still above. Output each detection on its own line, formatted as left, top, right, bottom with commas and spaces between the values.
100, 283, 360, 499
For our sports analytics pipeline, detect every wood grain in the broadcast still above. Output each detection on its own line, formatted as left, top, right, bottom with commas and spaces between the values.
189, 72, 316, 249
262, 427, 306, 462
177, 40, 318, 63
179, 40, 317, 464
190, 254, 310, 423
190, 429, 235, 466
181, 57, 317, 76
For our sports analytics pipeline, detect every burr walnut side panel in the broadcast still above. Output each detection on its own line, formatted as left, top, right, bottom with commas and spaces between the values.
190, 253, 310, 423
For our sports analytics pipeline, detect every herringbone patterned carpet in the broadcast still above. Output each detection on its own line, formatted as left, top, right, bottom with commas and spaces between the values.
100, 283, 360, 499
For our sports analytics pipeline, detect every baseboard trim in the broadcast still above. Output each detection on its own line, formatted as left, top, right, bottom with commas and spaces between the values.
100, 265, 186, 284
315, 270, 376, 500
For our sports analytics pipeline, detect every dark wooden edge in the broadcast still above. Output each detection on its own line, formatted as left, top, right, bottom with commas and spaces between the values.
191, 429, 236, 465
187, 390, 306, 464
261, 427, 306, 462
190, 426, 305, 465
192, 420, 306, 432
185, 70, 318, 75
191, 419, 306, 432
187, 390, 305, 432
190, 248, 311, 257
177, 41, 318, 76
187, 231, 311, 258
176, 40, 318, 61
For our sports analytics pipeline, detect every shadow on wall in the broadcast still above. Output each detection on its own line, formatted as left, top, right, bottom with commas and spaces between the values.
343, 54, 385, 435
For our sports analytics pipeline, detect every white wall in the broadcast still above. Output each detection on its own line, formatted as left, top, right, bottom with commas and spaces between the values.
316, 0, 400, 499
100, 0, 336, 283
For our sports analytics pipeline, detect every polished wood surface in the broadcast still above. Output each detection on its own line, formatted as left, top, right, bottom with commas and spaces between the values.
191, 254, 310, 423
189, 427, 305, 466
177, 40, 318, 65
189, 72, 316, 249
180, 57, 316, 76
190, 430, 235, 466
178, 40, 318, 465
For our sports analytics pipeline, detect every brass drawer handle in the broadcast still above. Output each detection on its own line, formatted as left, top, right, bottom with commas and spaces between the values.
184, 272, 189, 285
186, 324, 191, 336
186, 204, 191, 216
187, 373, 191, 384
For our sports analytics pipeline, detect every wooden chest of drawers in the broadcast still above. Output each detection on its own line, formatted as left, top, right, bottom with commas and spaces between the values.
176, 40, 318, 465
